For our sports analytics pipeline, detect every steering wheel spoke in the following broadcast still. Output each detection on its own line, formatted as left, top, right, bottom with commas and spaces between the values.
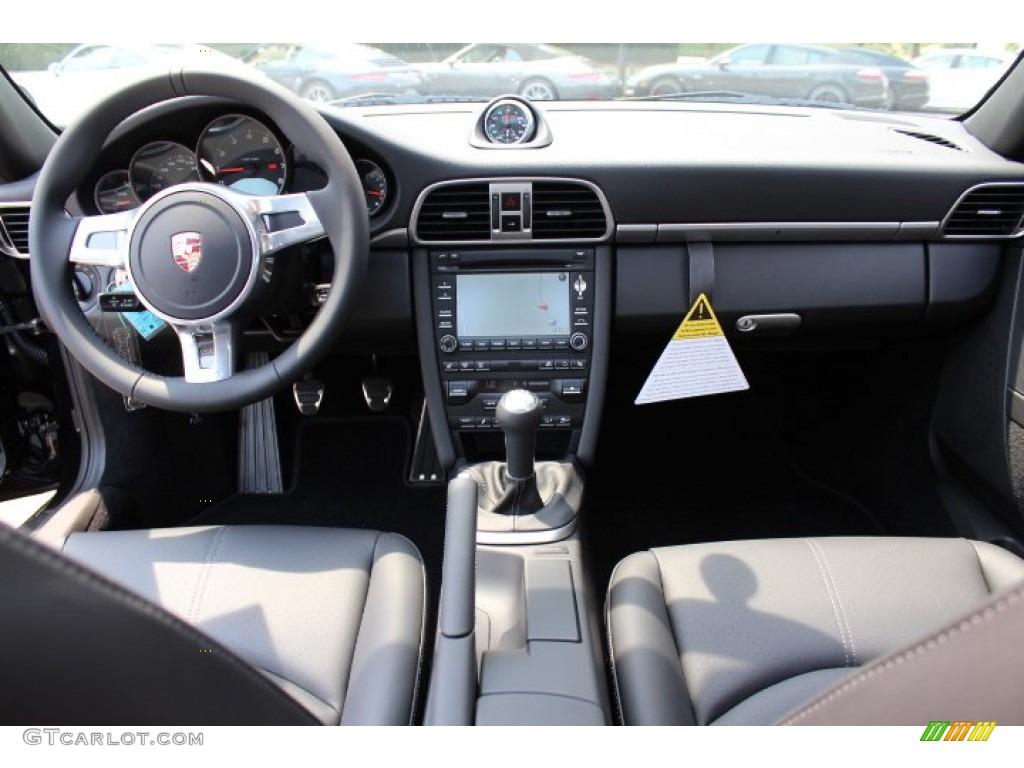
69, 211, 133, 268
175, 321, 238, 384
236, 191, 326, 256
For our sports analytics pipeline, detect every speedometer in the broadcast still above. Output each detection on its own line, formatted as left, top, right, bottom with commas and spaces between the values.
129, 142, 200, 202
483, 99, 536, 145
196, 114, 288, 196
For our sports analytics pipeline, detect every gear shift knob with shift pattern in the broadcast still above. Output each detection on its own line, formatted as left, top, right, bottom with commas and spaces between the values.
496, 389, 543, 480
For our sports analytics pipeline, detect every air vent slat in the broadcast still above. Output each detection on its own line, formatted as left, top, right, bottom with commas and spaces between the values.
416, 183, 491, 242
943, 184, 1024, 238
892, 129, 963, 152
531, 182, 607, 239
0, 206, 30, 257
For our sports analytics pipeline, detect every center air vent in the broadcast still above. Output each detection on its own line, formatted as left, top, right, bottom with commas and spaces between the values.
531, 182, 608, 239
415, 183, 491, 242
414, 179, 611, 245
943, 184, 1024, 238
0, 205, 31, 258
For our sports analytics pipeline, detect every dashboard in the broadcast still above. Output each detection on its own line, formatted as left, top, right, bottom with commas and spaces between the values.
5, 91, 1024, 466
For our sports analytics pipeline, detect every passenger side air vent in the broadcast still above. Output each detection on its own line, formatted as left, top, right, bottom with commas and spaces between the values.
893, 129, 963, 151
943, 184, 1024, 238
0, 205, 30, 258
415, 183, 491, 242
531, 181, 608, 239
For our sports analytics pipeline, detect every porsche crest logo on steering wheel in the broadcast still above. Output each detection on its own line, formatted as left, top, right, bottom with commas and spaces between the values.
171, 231, 203, 273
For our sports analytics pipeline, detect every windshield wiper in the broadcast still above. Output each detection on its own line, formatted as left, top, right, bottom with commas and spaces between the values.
622, 90, 874, 110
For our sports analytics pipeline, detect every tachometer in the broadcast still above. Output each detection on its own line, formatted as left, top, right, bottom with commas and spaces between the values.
483, 99, 536, 145
197, 114, 287, 196
94, 170, 140, 214
356, 159, 388, 216
129, 142, 200, 202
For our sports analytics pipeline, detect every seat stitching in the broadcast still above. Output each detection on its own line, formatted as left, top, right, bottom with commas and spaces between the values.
186, 526, 230, 626
781, 584, 1024, 725
808, 538, 858, 666
802, 538, 852, 667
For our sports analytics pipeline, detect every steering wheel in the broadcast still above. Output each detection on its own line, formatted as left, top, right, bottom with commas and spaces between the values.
29, 68, 368, 412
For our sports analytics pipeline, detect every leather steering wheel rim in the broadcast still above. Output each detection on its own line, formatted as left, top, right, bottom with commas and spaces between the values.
29, 67, 367, 412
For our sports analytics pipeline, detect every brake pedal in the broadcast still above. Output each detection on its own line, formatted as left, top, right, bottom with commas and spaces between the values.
293, 378, 325, 416
362, 376, 393, 412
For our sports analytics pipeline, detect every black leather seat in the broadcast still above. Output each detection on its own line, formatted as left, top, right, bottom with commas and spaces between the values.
606, 536, 1024, 725
0, 523, 425, 725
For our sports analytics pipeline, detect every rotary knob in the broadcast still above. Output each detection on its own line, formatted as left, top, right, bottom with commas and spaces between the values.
439, 334, 457, 354
569, 332, 588, 351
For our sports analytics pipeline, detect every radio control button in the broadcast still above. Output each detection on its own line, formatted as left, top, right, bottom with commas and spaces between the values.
506, 339, 522, 350
458, 340, 474, 352
554, 337, 570, 350
539, 339, 554, 350
447, 381, 472, 404
489, 339, 506, 350
439, 334, 457, 354
570, 332, 589, 351
474, 340, 490, 351
522, 339, 538, 350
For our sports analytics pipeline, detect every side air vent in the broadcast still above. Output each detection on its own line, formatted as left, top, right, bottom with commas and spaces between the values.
942, 184, 1024, 238
0, 205, 30, 258
415, 183, 491, 242
892, 129, 963, 151
531, 181, 608, 239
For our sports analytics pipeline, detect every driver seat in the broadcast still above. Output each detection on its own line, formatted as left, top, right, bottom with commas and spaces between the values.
0, 523, 425, 725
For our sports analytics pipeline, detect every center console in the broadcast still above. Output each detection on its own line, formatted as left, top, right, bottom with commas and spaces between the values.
431, 248, 594, 435
413, 177, 612, 725
414, 244, 609, 469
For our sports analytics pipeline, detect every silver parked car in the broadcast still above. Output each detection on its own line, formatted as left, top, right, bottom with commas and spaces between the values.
417, 43, 620, 100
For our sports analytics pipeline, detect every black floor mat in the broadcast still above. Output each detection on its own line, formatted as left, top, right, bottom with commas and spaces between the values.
582, 345, 954, 594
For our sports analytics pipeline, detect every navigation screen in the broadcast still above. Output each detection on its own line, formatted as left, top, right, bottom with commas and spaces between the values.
457, 272, 571, 338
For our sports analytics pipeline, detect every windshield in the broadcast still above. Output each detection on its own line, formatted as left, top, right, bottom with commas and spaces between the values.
1, 41, 1019, 127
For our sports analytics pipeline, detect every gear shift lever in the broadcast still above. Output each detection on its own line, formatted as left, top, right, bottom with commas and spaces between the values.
496, 389, 543, 479
494, 389, 544, 514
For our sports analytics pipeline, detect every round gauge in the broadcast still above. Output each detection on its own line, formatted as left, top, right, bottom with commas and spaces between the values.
129, 142, 200, 202
356, 159, 388, 216
483, 99, 536, 145
94, 170, 140, 214
197, 114, 288, 196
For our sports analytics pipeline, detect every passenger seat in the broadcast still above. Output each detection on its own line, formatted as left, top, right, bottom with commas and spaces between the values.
606, 537, 1024, 725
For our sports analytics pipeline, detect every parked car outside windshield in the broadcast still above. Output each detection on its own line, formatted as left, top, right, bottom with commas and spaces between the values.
0, 42, 1020, 127
243, 43, 424, 104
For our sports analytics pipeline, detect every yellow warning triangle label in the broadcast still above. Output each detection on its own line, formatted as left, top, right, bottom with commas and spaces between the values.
672, 293, 724, 340
635, 292, 748, 405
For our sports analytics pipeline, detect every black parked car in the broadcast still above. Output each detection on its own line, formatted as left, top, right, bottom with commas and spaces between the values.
626, 43, 889, 108
835, 47, 929, 110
